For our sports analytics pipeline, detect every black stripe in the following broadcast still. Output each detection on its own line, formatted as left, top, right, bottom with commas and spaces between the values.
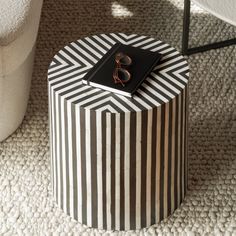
159, 52, 182, 64
71, 104, 78, 219
110, 113, 116, 229
91, 36, 111, 51
159, 104, 165, 221
151, 107, 157, 223
90, 110, 98, 227
167, 100, 172, 215
130, 111, 136, 229
100, 34, 116, 47
101, 112, 107, 229
80, 108, 87, 224
157, 73, 182, 91
119, 113, 125, 230
49, 58, 61, 69
64, 98, 70, 214
57, 51, 74, 66
174, 96, 179, 209
141, 110, 148, 227
74, 93, 110, 106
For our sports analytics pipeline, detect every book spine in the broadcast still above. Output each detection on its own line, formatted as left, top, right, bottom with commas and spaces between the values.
84, 43, 121, 85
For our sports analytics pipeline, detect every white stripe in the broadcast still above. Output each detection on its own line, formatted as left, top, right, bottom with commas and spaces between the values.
160, 50, 179, 61
141, 40, 162, 50
151, 73, 180, 94
173, 66, 189, 83
157, 47, 176, 54
150, 43, 169, 52
135, 111, 142, 229
61, 96, 67, 213
85, 109, 92, 226
110, 33, 127, 44
162, 60, 187, 73
137, 88, 161, 107
124, 112, 130, 230
146, 109, 153, 226
64, 46, 92, 67
75, 105, 82, 222
68, 101, 74, 218
68, 88, 103, 103
96, 111, 103, 228
55, 91, 61, 207
96, 104, 117, 113
106, 113, 112, 230
101, 34, 116, 45
142, 82, 169, 103
133, 38, 155, 47
92, 35, 112, 50
77, 40, 104, 59
50, 86, 57, 200
110, 97, 130, 112
146, 77, 175, 99
126, 35, 148, 45
132, 95, 153, 110
116, 95, 144, 111
60, 48, 81, 66
48, 63, 67, 73
80, 92, 110, 108
160, 71, 185, 89
155, 55, 183, 70
71, 42, 100, 63
48, 68, 89, 85
115, 113, 121, 230
48, 65, 78, 78
84, 37, 107, 54
118, 33, 137, 39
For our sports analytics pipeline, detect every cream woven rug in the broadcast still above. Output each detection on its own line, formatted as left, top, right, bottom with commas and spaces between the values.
0, 0, 236, 235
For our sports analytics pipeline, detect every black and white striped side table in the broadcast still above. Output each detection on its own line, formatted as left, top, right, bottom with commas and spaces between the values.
47, 33, 189, 231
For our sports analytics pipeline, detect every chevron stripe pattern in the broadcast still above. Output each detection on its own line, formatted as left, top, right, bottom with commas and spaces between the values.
48, 33, 189, 230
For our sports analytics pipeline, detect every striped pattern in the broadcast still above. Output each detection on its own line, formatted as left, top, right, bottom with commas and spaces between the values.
47, 33, 189, 230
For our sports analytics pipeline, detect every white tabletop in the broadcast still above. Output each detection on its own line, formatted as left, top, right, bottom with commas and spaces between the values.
193, 0, 236, 27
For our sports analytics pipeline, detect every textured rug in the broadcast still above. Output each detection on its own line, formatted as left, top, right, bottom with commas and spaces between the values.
0, 0, 236, 235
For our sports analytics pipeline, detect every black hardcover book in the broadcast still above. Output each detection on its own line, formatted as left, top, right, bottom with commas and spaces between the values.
82, 43, 162, 97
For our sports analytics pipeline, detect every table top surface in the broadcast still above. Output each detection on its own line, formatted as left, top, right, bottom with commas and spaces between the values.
193, 0, 236, 26
48, 33, 189, 113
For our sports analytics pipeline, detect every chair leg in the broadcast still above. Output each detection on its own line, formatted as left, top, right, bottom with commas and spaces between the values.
182, 0, 236, 55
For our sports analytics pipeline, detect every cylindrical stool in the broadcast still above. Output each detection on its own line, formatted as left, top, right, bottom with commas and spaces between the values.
48, 33, 189, 230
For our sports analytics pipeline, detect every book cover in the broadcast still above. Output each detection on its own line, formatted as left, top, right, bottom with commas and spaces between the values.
82, 43, 162, 97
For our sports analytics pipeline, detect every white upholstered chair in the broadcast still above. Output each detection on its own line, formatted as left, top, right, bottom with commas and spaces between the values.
182, 0, 236, 55
0, 0, 43, 141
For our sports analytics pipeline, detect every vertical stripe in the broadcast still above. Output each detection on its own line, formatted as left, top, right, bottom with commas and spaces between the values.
68, 99, 74, 218
151, 108, 157, 224
124, 112, 131, 230
53, 91, 59, 204
80, 108, 87, 224
177, 94, 181, 206
159, 105, 165, 221
48, 86, 55, 200
130, 112, 136, 229
85, 109, 92, 226
106, 112, 112, 230
167, 100, 172, 216
180, 92, 183, 203
182, 89, 186, 198
102, 112, 107, 229
56, 92, 61, 207
96, 111, 103, 228
75, 105, 82, 222
171, 98, 176, 213
141, 110, 148, 227
135, 111, 142, 229
174, 95, 179, 209
115, 113, 120, 230
119, 113, 125, 230
164, 102, 169, 218
185, 86, 189, 194
71, 104, 78, 219
91, 110, 98, 228
110, 113, 116, 229
146, 109, 153, 226
155, 106, 161, 222
64, 99, 70, 214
